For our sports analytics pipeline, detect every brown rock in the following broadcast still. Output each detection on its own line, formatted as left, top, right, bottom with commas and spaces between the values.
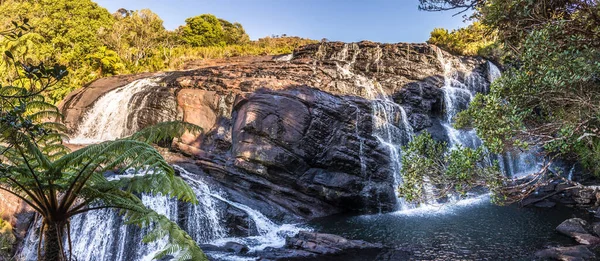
59, 41, 492, 219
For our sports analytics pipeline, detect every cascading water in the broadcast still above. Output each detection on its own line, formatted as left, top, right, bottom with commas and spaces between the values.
70, 78, 163, 144
19, 193, 179, 261
333, 45, 414, 209
435, 48, 545, 181
435, 48, 486, 150
176, 166, 304, 253
19, 165, 304, 261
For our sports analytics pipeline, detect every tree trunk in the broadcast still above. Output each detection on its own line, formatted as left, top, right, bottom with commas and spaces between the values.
42, 221, 64, 261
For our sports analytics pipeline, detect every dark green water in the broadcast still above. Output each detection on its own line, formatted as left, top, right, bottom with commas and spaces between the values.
309, 195, 584, 260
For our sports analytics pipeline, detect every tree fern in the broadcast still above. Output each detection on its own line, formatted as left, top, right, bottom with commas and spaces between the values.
1, 42, 207, 260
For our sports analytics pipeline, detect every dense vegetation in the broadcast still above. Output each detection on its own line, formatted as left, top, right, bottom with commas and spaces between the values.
0, 21, 207, 261
0, 0, 316, 103
0, 217, 14, 260
427, 22, 502, 61
408, 0, 600, 202
398, 132, 504, 203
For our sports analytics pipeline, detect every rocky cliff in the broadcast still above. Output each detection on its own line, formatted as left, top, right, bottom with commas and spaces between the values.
59, 41, 493, 220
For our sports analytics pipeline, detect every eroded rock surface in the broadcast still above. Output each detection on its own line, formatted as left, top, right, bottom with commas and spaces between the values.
57, 41, 492, 220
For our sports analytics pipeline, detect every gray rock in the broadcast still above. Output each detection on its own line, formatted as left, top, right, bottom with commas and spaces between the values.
535, 245, 595, 261
59, 41, 492, 220
592, 222, 600, 237
255, 231, 411, 261
557, 218, 590, 236
223, 242, 250, 254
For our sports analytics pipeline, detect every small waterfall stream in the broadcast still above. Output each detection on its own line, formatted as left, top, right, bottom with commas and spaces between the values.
70, 78, 163, 144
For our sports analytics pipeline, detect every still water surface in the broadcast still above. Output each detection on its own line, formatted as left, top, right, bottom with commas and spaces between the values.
309, 195, 582, 260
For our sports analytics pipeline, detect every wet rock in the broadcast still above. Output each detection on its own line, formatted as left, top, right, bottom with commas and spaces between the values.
591, 222, 600, 237
286, 231, 383, 254
535, 200, 556, 208
198, 244, 224, 252
199, 242, 249, 254
556, 218, 600, 246
573, 188, 597, 206
535, 245, 595, 261
224, 204, 258, 237
223, 242, 250, 254
540, 183, 557, 193
255, 231, 411, 261
571, 233, 600, 245
60, 41, 492, 220
557, 218, 590, 236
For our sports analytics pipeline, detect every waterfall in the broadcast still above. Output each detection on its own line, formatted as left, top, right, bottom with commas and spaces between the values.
435, 48, 486, 150
488, 61, 501, 82
19, 194, 178, 261
435, 47, 543, 179
18, 165, 303, 261
176, 166, 304, 253
334, 52, 415, 209
70, 78, 162, 144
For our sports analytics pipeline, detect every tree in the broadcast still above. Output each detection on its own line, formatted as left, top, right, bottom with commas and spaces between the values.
87, 46, 125, 75
181, 14, 249, 47
427, 22, 500, 60
422, 0, 600, 184
103, 9, 168, 70
0, 24, 207, 261
219, 19, 250, 45
398, 132, 504, 203
418, 0, 482, 15
0, 0, 115, 102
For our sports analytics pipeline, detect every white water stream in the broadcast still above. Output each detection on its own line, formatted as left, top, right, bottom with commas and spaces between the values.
70, 78, 162, 144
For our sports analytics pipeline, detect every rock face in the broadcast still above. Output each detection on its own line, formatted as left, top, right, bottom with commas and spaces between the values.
57, 41, 492, 219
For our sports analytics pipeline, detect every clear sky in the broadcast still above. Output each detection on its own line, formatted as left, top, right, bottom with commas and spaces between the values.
94, 0, 471, 43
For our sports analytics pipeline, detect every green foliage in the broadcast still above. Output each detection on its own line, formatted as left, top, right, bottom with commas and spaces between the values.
0, 0, 115, 102
103, 8, 170, 72
0, 26, 207, 260
0, 218, 15, 259
428, 22, 501, 60
181, 14, 249, 47
0, 1, 315, 103
454, 1, 600, 177
398, 132, 504, 204
87, 46, 125, 75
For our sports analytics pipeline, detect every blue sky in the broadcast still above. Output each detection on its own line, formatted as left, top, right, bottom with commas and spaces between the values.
94, 0, 471, 43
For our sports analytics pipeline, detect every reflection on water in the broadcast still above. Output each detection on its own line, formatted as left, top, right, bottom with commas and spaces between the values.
309, 199, 582, 260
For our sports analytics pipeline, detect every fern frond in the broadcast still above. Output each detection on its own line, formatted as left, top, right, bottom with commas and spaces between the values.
128, 121, 202, 144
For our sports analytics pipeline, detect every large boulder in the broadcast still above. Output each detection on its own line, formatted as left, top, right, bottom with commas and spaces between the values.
557, 218, 590, 236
